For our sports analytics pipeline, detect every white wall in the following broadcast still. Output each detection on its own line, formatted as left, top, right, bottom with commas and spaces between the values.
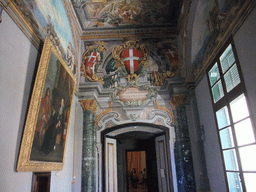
195, 6, 256, 192
196, 77, 227, 192
234, 7, 256, 123
0, 10, 37, 192
50, 96, 82, 192
0, 10, 81, 192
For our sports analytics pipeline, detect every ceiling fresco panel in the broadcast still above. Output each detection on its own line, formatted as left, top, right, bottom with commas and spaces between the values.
71, 0, 183, 30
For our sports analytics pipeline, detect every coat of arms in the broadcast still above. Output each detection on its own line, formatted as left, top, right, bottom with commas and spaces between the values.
81, 42, 107, 83
112, 40, 149, 81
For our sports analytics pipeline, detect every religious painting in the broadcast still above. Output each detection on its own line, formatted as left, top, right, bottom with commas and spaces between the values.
127, 151, 148, 192
17, 37, 76, 172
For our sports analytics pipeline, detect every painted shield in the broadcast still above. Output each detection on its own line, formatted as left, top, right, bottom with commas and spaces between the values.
121, 48, 143, 74
163, 48, 179, 71
83, 51, 100, 76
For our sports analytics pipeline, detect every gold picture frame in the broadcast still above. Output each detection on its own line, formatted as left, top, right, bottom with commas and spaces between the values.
17, 37, 76, 172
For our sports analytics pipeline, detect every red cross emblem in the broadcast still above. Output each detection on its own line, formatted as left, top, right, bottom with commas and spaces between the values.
164, 49, 178, 64
83, 51, 100, 76
121, 48, 143, 74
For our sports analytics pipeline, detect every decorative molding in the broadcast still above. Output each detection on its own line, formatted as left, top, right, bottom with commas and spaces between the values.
96, 107, 174, 130
97, 111, 121, 130
80, 99, 98, 113
169, 95, 188, 110
95, 101, 113, 127
155, 99, 174, 124
0, 3, 3, 23
81, 27, 177, 40
149, 71, 179, 86
123, 107, 144, 122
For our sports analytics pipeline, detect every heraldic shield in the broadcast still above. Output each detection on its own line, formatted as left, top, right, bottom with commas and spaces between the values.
122, 48, 143, 74
83, 51, 100, 76
113, 40, 149, 79
80, 42, 107, 83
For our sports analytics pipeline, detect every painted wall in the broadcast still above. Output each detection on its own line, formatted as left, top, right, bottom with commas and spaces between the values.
0, 10, 81, 192
195, 6, 256, 192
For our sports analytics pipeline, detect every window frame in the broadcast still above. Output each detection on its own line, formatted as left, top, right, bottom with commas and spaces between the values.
206, 36, 256, 192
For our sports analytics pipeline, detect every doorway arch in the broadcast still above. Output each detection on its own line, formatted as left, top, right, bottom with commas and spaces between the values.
100, 123, 177, 192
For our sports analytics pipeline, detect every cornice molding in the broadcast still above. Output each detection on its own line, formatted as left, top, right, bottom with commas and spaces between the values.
78, 76, 187, 109
81, 27, 178, 40
0, 0, 42, 49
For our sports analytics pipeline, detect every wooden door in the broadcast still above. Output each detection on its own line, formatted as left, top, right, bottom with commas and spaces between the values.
105, 137, 118, 192
155, 135, 171, 192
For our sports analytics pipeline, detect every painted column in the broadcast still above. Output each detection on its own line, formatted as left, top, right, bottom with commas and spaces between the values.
80, 99, 97, 192
173, 104, 196, 192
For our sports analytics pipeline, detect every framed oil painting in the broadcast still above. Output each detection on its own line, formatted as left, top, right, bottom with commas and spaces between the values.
17, 37, 76, 172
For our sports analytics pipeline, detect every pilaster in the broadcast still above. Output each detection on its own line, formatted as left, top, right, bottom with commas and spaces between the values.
80, 99, 98, 192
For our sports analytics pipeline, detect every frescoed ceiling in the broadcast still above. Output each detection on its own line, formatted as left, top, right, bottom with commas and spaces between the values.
71, 0, 183, 30
4, 0, 254, 87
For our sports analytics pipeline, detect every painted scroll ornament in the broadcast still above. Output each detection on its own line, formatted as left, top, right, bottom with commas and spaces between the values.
110, 83, 157, 107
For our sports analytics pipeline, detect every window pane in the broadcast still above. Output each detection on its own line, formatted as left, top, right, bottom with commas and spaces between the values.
234, 118, 255, 146
208, 63, 220, 86
223, 149, 239, 171
239, 145, 256, 171
216, 106, 230, 129
219, 127, 234, 149
227, 172, 242, 192
230, 94, 249, 123
224, 64, 241, 92
220, 44, 235, 73
244, 173, 256, 192
212, 80, 224, 103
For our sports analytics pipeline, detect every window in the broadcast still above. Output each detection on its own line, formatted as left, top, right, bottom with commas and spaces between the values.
207, 38, 256, 192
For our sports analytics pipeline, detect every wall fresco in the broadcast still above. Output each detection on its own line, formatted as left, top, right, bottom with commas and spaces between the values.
80, 38, 180, 89
191, 0, 247, 71
13, 0, 77, 74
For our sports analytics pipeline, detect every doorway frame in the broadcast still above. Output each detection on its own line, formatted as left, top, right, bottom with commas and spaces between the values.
31, 172, 51, 192
101, 122, 175, 192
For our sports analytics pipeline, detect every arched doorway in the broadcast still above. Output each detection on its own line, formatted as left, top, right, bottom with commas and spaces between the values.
101, 123, 176, 192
